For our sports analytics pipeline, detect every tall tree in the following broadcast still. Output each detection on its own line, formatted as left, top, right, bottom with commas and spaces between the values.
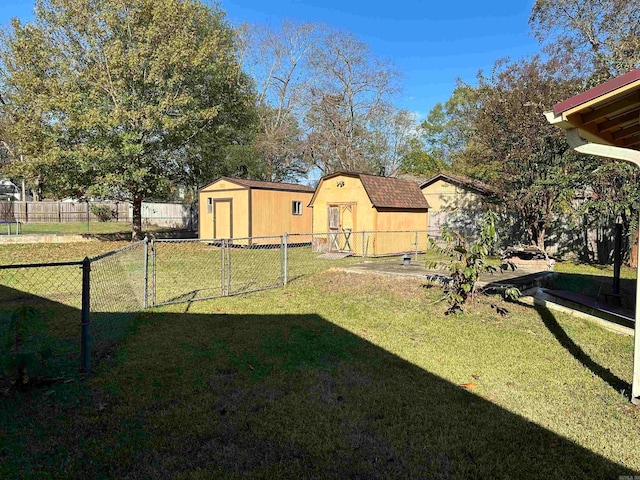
530, 0, 640, 79
303, 30, 400, 174
239, 21, 321, 181
469, 57, 586, 250
530, 0, 640, 262
397, 137, 443, 178
367, 108, 418, 177
0, 0, 255, 238
421, 82, 479, 168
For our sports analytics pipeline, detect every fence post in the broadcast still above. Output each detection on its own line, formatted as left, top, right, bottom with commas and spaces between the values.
226, 239, 232, 296
221, 240, 226, 296
414, 231, 419, 261
80, 257, 91, 373
362, 231, 366, 258
283, 233, 288, 286
151, 239, 157, 307
143, 236, 149, 309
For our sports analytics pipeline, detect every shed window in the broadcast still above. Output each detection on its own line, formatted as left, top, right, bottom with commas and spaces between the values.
292, 201, 302, 216
207, 197, 213, 214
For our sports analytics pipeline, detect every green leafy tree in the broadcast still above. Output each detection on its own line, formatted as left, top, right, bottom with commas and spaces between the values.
1, 0, 256, 238
398, 137, 442, 177
529, 0, 640, 264
465, 57, 588, 250
421, 82, 479, 167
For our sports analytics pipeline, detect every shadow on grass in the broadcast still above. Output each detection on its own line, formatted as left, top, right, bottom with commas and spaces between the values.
544, 272, 636, 310
534, 304, 631, 396
0, 284, 636, 479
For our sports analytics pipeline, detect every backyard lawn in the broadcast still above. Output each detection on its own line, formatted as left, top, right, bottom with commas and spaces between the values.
2, 222, 190, 236
1, 238, 639, 478
13, 221, 134, 235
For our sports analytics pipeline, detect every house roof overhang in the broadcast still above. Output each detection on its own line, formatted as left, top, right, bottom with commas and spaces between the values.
545, 68, 640, 151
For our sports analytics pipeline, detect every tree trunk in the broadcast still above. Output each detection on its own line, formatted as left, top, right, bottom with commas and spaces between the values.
33, 178, 41, 202
630, 230, 638, 269
132, 195, 143, 241
530, 222, 546, 252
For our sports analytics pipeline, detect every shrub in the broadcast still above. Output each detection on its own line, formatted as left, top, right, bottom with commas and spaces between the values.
90, 204, 116, 222
428, 211, 520, 315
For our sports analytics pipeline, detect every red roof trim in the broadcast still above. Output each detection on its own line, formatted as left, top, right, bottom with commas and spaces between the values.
553, 68, 640, 115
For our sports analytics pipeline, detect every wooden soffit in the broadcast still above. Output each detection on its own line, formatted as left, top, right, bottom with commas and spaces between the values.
553, 69, 640, 150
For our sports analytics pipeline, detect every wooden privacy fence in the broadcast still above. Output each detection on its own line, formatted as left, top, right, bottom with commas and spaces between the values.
0, 201, 195, 228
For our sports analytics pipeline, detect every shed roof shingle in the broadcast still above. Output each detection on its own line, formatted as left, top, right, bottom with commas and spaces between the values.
312, 172, 429, 209
359, 174, 429, 209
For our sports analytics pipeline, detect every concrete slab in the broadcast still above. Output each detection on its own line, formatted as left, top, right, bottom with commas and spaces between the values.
342, 260, 554, 289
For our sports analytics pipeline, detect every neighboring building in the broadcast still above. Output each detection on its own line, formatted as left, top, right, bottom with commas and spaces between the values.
308, 171, 429, 256
198, 177, 315, 240
0, 177, 21, 201
420, 173, 496, 238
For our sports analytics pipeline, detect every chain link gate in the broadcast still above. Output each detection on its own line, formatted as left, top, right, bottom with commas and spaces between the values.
150, 237, 286, 307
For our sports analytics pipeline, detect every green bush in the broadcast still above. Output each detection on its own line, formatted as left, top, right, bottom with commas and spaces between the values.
90, 204, 116, 222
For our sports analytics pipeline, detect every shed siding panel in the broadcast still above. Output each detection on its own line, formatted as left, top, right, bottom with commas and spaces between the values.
373, 210, 428, 256
251, 189, 313, 237
421, 179, 483, 212
198, 188, 249, 239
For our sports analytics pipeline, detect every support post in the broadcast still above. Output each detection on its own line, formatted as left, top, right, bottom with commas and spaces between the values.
143, 236, 149, 309
633, 217, 640, 404
151, 240, 157, 307
226, 239, 232, 295
414, 231, 419, 261
362, 231, 366, 258
613, 223, 622, 295
80, 257, 91, 373
283, 233, 288, 286
221, 240, 226, 296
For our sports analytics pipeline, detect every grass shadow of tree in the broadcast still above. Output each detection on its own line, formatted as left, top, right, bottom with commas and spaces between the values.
533, 303, 631, 395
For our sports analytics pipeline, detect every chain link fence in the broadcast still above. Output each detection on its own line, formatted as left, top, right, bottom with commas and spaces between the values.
0, 230, 449, 382
0, 240, 148, 384
89, 241, 147, 363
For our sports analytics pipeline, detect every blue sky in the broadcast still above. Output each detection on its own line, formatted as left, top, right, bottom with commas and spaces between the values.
0, 0, 539, 119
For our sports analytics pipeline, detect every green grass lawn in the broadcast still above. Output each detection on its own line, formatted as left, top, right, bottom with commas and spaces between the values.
2, 221, 189, 236
1, 236, 640, 478
13, 221, 134, 235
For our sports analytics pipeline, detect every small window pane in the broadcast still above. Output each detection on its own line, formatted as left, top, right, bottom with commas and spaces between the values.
207, 198, 213, 214
292, 201, 302, 215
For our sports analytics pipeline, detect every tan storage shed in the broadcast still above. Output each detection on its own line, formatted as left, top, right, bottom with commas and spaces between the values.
198, 177, 314, 240
308, 172, 429, 256
420, 173, 495, 238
